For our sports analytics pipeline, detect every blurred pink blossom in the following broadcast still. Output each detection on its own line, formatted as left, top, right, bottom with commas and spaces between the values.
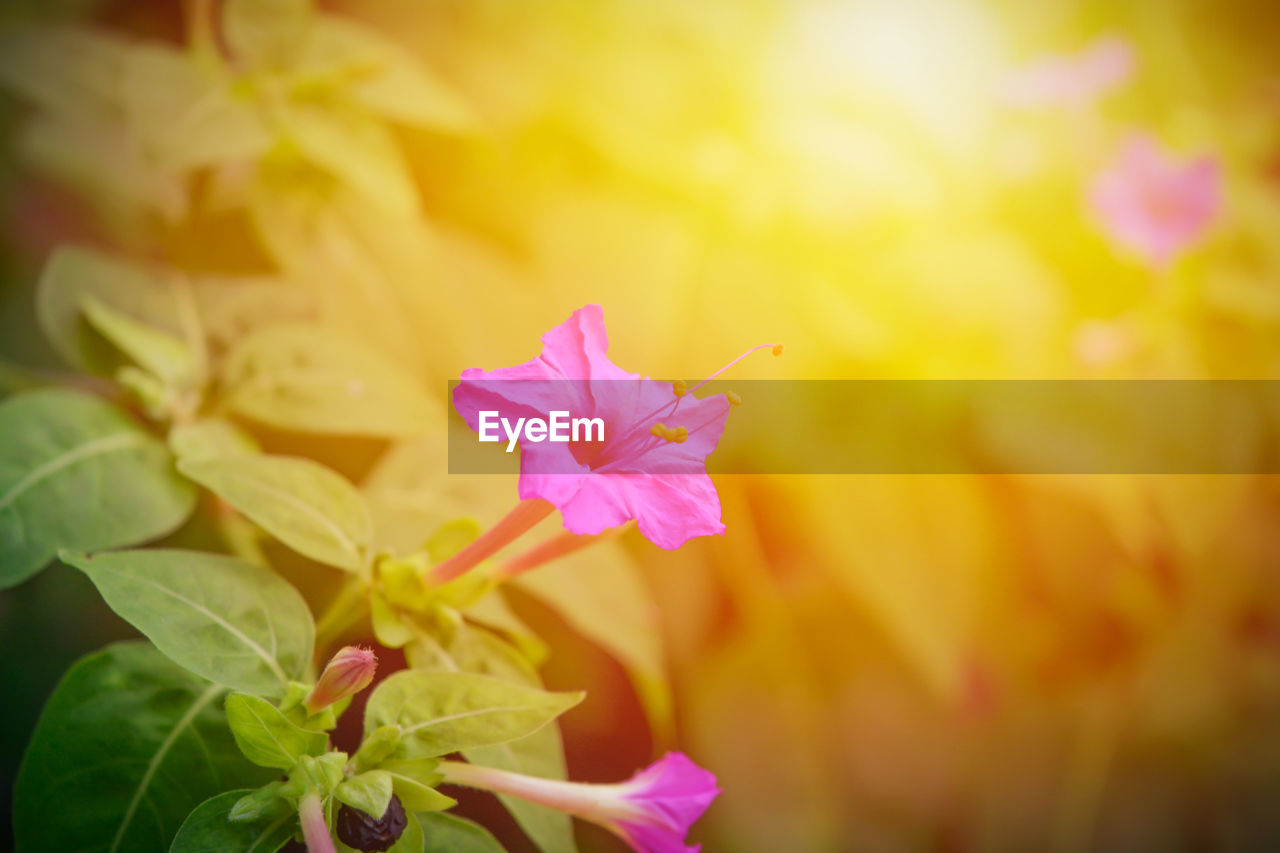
453, 305, 759, 550
1001, 35, 1135, 108
441, 752, 721, 853
1089, 135, 1220, 267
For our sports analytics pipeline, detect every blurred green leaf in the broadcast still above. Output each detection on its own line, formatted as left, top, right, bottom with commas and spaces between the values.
335, 769, 393, 819
179, 453, 373, 571
0, 26, 130, 119
225, 693, 328, 770
279, 102, 419, 216
364, 670, 582, 758
0, 389, 195, 589
169, 789, 296, 853
13, 641, 273, 852
37, 247, 187, 376
220, 323, 434, 438
64, 548, 314, 697
169, 417, 260, 462
298, 17, 476, 132
417, 812, 507, 853
223, 0, 314, 69
228, 781, 289, 823
81, 294, 197, 386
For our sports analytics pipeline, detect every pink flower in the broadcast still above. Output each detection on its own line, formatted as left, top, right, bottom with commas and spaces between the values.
439, 752, 721, 853
1089, 135, 1220, 267
453, 306, 774, 550
1001, 35, 1134, 108
304, 645, 377, 714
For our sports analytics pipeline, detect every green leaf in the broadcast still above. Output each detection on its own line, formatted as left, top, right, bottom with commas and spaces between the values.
335, 770, 393, 819
13, 641, 273, 853
281, 752, 347, 798
418, 812, 507, 853
225, 693, 329, 769
223, 0, 313, 69
36, 246, 187, 376
170, 418, 260, 462
179, 453, 373, 571
81, 293, 196, 386
169, 789, 296, 853
364, 671, 582, 758
298, 17, 476, 132
379, 759, 455, 812
0, 389, 195, 589
383, 811, 423, 853
278, 102, 419, 216
220, 323, 434, 438
228, 781, 288, 822
0, 26, 132, 119
514, 540, 671, 737
64, 548, 314, 697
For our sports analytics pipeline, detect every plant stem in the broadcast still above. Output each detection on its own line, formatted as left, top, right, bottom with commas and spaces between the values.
298, 792, 336, 853
494, 530, 607, 581
426, 500, 554, 585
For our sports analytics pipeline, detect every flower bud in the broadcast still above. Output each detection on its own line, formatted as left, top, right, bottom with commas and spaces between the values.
304, 646, 377, 715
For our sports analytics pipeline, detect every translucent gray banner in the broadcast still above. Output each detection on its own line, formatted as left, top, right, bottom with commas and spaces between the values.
447, 380, 1280, 474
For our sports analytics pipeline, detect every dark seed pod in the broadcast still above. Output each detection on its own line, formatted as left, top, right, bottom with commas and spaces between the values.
335, 794, 407, 852
279, 840, 307, 853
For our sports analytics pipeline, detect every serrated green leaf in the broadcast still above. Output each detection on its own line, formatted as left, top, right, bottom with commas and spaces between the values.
364, 671, 582, 759
0, 389, 195, 589
278, 102, 419, 215
418, 812, 507, 853
220, 323, 434, 438
180, 453, 373, 571
13, 641, 273, 853
226, 693, 329, 769
81, 294, 197, 386
64, 548, 314, 697
335, 770, 393, 819
170, 789, 296, 853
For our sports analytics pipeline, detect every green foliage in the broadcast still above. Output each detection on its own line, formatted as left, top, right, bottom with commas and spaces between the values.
219, 323, 435, 438
225, 693, 329, 770
169, 789, 296, 853
335, 769, 393, 819
179, 453, 373, 572
13, 641, 273, 853
418, 812, 509, 852
0, 389, 195, 588
377, 759, 456, 812
364, 670, 583, 758
64, 548, 314, 697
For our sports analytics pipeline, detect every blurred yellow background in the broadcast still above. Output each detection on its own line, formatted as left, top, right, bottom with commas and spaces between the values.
3, 0, 1280, 850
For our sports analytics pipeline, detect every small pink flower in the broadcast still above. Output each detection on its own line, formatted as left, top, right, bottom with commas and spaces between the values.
440, 752, 721, 853
1001, 35, 1135, 109
453, 306, 776, 550
1089, 135, 1220, 267
304, 645, 377, 714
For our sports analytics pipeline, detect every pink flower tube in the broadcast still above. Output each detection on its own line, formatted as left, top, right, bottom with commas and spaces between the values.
440, 753, 721, 853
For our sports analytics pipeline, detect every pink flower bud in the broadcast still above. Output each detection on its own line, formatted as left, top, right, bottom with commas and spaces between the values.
305, 646, 377, 715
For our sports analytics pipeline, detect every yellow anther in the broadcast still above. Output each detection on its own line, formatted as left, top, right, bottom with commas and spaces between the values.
673, 379, 689, 397
726, 391, 742, 406
672, 426, 689, 443
650, 422, 668, 438
772, 344, 784, 356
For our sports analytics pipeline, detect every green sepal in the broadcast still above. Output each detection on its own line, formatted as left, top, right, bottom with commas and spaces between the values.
226, 693, 329, 769
302, 694, 352, 731
281, 751, 348, 800
371, 590, 414, 648
335, 769, 393, 819
353, 724, 401, 772
278, 680, 310, 714
380, 758, 454, 812
228, 781, 289, 823
376, 554, 430, 611
424, 518, 480, 563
